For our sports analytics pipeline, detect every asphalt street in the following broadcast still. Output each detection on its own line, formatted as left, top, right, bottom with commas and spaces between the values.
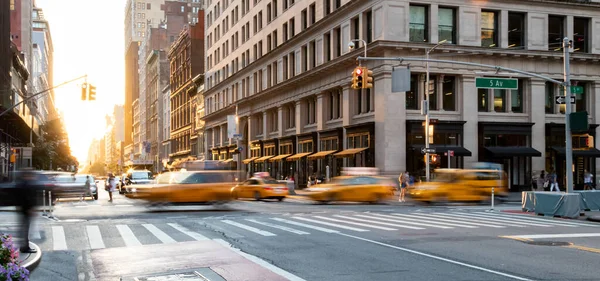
1, 185, 600, 281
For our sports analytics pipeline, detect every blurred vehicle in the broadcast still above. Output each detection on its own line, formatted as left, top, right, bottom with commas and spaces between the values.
231, 176, 287, 201
53, 174, 99, 200
409, 169, 508, 204
304, 176, 396, 203
120, 170, 153, 193
0, 171, 56, 206
125, 171, 236, 205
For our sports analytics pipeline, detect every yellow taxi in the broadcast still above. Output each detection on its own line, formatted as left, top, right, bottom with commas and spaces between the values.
409, 169, 508, 203
125, 171, 236, 204
305, 176, 396, 203
231, 176, 288, 201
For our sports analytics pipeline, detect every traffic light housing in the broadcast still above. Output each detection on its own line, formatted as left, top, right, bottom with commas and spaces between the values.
362, 67, 373, 89
573, 134, 594, 149
81, 83, 88, 100
88, 85, 96, 101
351, 67, 363, 89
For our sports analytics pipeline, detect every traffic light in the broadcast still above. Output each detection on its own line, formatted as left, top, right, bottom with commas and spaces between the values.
573, 134, 595, 149
88, 85, 97, 101
81, 83, 88, 100
351, 67, 363, 89
586, 135, 594, 148
362, 67, 373, 89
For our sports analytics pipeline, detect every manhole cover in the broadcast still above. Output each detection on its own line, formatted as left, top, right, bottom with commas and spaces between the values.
525, 241, 571, 246
123, 268, 226, 281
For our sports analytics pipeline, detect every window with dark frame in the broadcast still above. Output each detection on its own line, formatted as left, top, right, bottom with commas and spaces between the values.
481, 10, 498, 47
438, 7, 455, 44
508, 12, 525, 48
365, 11, 372, 43
511, 80, 523, 113
548, 15, 564, 50
406, 74, 419, 110
573, 17, 589, 53
409, 5, 428, 42
442, 76, 456, 111
545, 82, 554, 114
478, 89, 489, 112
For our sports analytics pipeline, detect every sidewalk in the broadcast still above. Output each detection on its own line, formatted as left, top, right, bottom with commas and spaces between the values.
19, 242, 42, 272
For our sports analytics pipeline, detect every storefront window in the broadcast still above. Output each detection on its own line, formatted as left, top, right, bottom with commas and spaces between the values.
433, 132, 459, 146
251, 145, 261, 157
406, 74, 419, 110
493, 89, 505, 112
428, 76, 438, 110
545, 82, 555, 114
347, 133, 370, 149
320, 137, 338, 151
264, 145, 275, 156
484, 134, 527, 146
298, 140, 313, 153
280, 143, 293, 154
478, 89, 489, 112
442, 76, 455, 111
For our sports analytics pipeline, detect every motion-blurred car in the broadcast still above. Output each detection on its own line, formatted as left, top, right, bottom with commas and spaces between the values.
125, 171, 236, 205
409, 169, 508, 204
53, 174, 99, 200
0, 171, 56, 206
231, 177, 288, 201
120, 170, 153, 193
304, 176, 396, 203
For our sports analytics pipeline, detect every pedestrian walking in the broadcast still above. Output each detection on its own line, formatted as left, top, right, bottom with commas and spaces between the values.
536, 170, 546, 191
107, 173, 116, 202
15, 169, 39, 253
398, 171, 409, 202
584, 170, 594, 190
548, 170, 560, 192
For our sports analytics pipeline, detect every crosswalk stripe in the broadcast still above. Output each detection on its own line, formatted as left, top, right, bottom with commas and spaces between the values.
460, 213, 554, 227
116, 225, 142, 247
52, 226, 68, 250
415, 213, 509, 228
292, 217, 369, 232
478, 212, 597, 227
426, 213, 521, 227
388, 213, 478, 228
143, 224, 177, 244
246, 219, 310, 235
167, 223, 209, 241
86, 225, 105, 249
333, 215, 425, 230
354, 214, 447, 229
271, 218, 339, 233
313, 216, 397, 231
222, 220, 277, 236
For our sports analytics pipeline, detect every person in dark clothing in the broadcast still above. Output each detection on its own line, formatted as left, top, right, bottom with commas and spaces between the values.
15, 169, 40, 253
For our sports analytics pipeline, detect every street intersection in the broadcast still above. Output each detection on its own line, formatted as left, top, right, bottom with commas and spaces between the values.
2, 189, 599, 281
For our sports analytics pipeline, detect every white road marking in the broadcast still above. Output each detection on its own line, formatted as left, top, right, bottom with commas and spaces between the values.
481, 212, 599, 227
415, 213, 509, 228
142, 224, 177, 244
389, 213, 479, 228
116, 225, 142, 247
214, 239, 306, 281
271, 218, 339, 233
313, 216, 398, 231
332, 215, 424, 230
52, 226, 68, 250
462, 212, 555, 227
336, 233, 533, 281
502, 233, 600, 239
30, 223, 41, 240
168, 223, 209, 241
361, 213, 454, 229
292, 217, 369, 232
402, 213, 493, 228
222, 220, 277, 236
86, 225, 105, 249
246, 219, 310, 235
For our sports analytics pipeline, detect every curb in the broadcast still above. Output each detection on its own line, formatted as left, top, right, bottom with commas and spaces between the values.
21, 242, 42, 272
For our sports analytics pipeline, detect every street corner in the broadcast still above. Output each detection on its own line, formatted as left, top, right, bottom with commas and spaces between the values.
20, 242, 43, 272
90, 240, 299, 281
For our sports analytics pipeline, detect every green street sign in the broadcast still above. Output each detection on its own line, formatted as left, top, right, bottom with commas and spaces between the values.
571, 86, 584, 94
475, 77, 518, 90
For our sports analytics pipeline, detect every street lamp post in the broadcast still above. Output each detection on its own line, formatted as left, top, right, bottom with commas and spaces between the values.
425, 40, 446, 182
349, 39, 368, 63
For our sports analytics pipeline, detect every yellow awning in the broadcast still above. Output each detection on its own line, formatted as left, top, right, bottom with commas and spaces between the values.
242, 157, 258, 164
221, 159, 234, 163
307, 150, 337, 160
286, 152, 313, 161
255, 155, 275, 163
269, 154, 291, 162
334, 147, 368, 158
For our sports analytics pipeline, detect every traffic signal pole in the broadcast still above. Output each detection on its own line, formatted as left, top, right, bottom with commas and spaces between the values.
563, 37, 573, 193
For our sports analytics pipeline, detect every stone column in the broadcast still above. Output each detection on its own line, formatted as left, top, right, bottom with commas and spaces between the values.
342, 86, 351, 126
462, 76, 479, 166
374, 67, 405, 176
437, 74, 444, 111
566, 16, 574, 52
295, 100, 303, 135
277, 106, 284, 137
263, 111, 268, 140
500, 10, 509, 48
317, 93, 324, 131
531, 79, 546, 173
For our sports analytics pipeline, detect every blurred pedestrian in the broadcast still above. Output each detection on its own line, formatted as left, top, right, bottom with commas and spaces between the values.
548, 170, 560, 192
584, 170, 594, 190
84, 175, 91, 201
15, 169, 38, 253
398, 171, 409, 202
537, 170, 546, 191
107, 173, 116, 202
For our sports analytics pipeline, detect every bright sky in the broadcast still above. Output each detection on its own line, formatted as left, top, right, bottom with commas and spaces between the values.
36, 0, 126, 164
